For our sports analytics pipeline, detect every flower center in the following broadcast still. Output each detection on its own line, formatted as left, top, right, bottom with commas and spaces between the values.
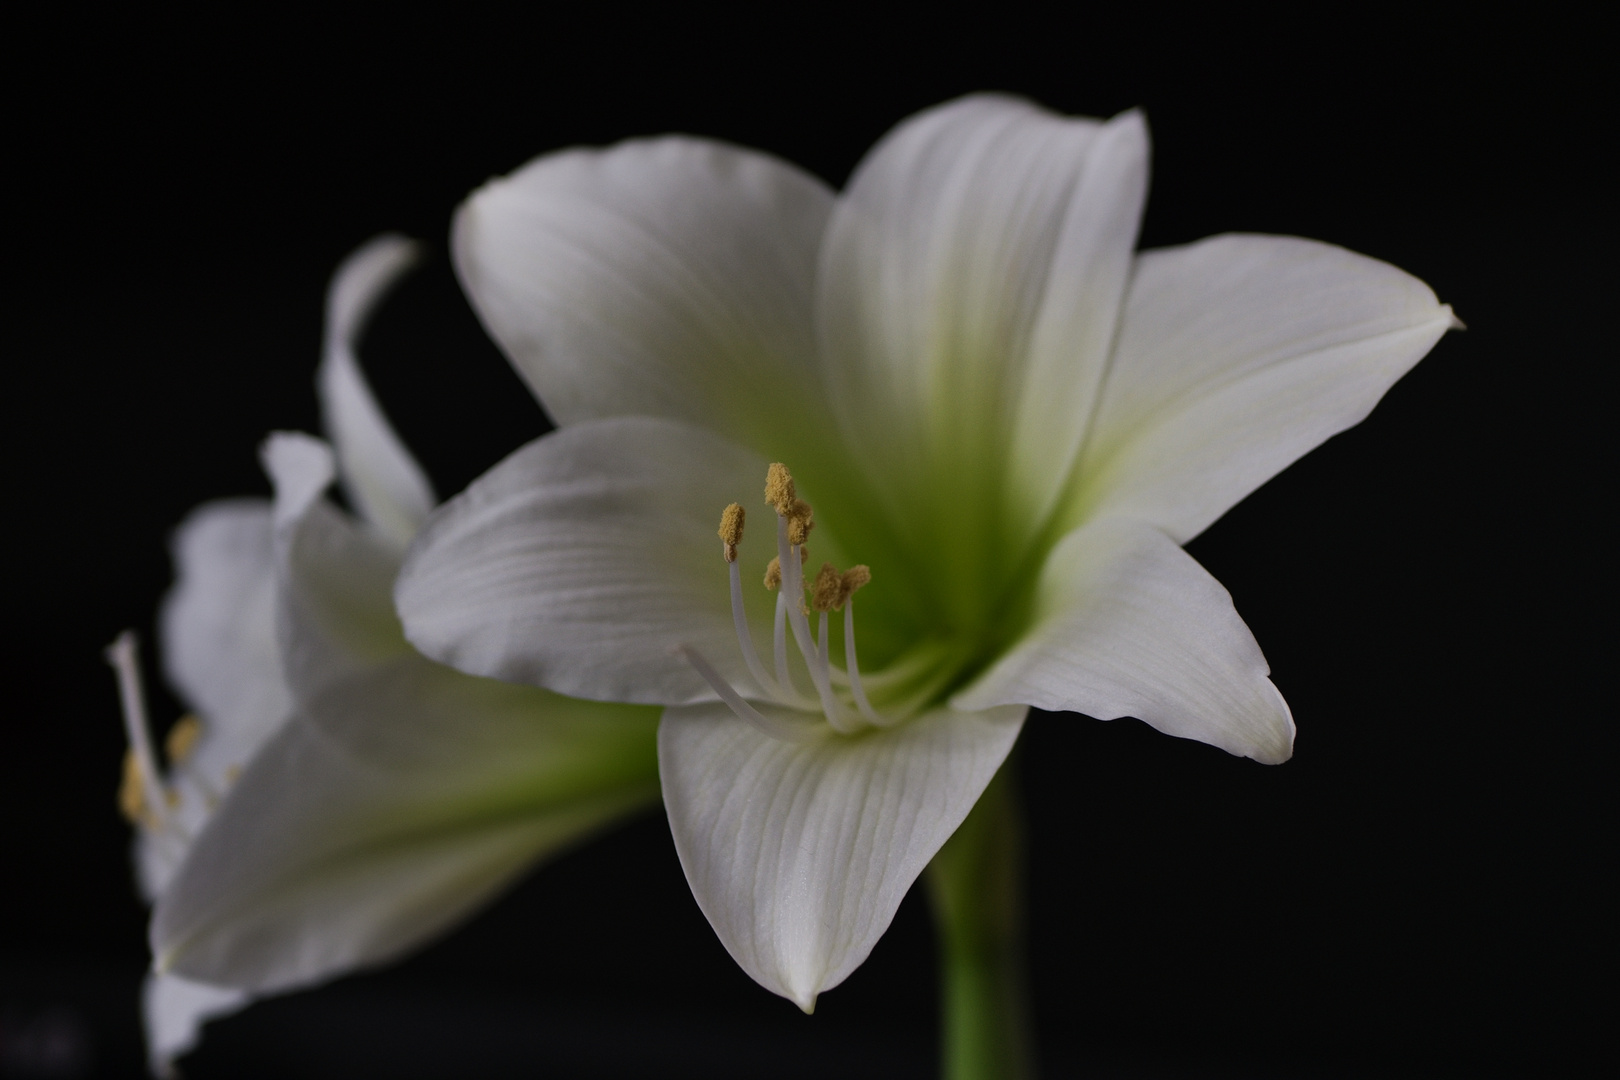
677, 462, 900, 743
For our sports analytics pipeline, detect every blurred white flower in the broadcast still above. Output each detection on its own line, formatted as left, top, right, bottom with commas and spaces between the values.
112, 237, 660, 1075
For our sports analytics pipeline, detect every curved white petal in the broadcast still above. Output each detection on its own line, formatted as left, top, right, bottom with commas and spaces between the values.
152, 671, 660, 993
815, 95, 1147, 604
454, 136, 836, 457
954, 518, 1293, 764
261, 431, 409, 705
318, 234, 437, 547
158, 498, 289, 785
143, 973, 249, 1079
659, 701, 1026, 1011
398, 417, 802, 705
1067, 234, 1458, 542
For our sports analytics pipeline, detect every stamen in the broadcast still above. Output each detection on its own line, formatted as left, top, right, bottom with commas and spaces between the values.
773, 590, 791, 690
728, 557, 786, 701
165, 714, 203, 766
118, 749, 149, 827
774, 506, 859, 733
105, 631, 169, 831
717, 503, 745, 563
675, 644, 821, 743
810, 562, 844, 613
844, 597, 891, 726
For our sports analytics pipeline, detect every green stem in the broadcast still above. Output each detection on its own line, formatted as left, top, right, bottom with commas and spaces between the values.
925, 754, 1035, 1080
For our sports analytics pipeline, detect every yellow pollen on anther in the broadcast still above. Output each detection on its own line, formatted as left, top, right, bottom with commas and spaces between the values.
811, 562, 845, 612
787, 499, 814, 546
718, 503, 745, 562
764, 556, 782, 590
840, 564, 872, 607
165, 714, 202, 766
765, 463, 796, 515
118, 749, 147, 826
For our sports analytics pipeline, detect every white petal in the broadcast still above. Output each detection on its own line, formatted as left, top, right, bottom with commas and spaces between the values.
143, 973, 249, 1079
261, 431, 409, 704
318, 234, 437, 547
398, 417, 800, 705
158, 498, 290, 795
454, 136, 836, 456
660, 701, 1026, 1011
1068, 234, 1458, 542
815, 96, 1146, 598
152, 676, 660, 993
954, 518, 1292, 763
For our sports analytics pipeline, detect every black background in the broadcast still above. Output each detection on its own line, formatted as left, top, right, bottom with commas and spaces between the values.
3, 8, 1608, 1078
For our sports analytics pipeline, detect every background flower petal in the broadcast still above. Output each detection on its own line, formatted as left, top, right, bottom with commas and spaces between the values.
143, 973, 249, 1079
150, 672, 660, 993
453, 136, 836, 458
157, 498, 289, 811
954, 518, 1293, 764
317, 234, 437, 548
814, 95, 1146, 626
659, 701, 1026, 1011
1065, 233, 1458, 542
397, 417, 816, 705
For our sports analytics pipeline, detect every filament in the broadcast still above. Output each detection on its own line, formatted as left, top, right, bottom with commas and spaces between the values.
676, 644, 822, 743
105, 631, 169, 829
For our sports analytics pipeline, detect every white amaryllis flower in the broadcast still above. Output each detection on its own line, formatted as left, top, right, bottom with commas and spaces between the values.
396, 94, 1457, 1012
112, 236, 660, 1075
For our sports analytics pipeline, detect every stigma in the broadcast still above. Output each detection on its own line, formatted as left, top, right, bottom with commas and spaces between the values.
678, 463, 889, 742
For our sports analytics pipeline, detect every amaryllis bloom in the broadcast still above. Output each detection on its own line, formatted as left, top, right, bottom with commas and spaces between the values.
114, 237, 659, 1074
397, 94, 1457, 1011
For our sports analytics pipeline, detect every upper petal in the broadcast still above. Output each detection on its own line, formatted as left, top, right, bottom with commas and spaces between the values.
397, 417, 800, 706
1065, 234, 1458, 543
953, 517, 1293, 764
659, 701, 1026, 1011
453, 136, 836, 459
815, 95, 1147, 616
318, 234, 437, 547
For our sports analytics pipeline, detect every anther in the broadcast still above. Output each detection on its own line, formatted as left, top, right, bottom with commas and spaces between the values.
166, 714, 202, 766
118, 750, 148, 827
718, 503, 745, 563
787, 498, 814, 546
764, 556, 782, 591
840, 564, 871, 607
811, 563, 845, 613
765, 463, 796, 516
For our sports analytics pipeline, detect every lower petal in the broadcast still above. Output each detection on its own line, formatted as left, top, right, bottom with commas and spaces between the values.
659, 700, 1027, 1011
953, 518, 1293, 764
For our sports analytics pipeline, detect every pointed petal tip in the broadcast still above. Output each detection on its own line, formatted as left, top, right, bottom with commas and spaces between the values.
1444, 304, 1466, 331
797, 991, 818, 1015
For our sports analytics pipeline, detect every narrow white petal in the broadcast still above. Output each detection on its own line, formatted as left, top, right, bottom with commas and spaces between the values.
815, 96, 1145, 599
660, 701, 1026, 1011
143, 973, 249, 1078
454, 137, 836, 456
398, 417, 804, 705
152, 679, 659, 993
318, 234, 437, 547
1068, 234, 1457, 542
954, 518, 1293, 764
157, 499, 289, 791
